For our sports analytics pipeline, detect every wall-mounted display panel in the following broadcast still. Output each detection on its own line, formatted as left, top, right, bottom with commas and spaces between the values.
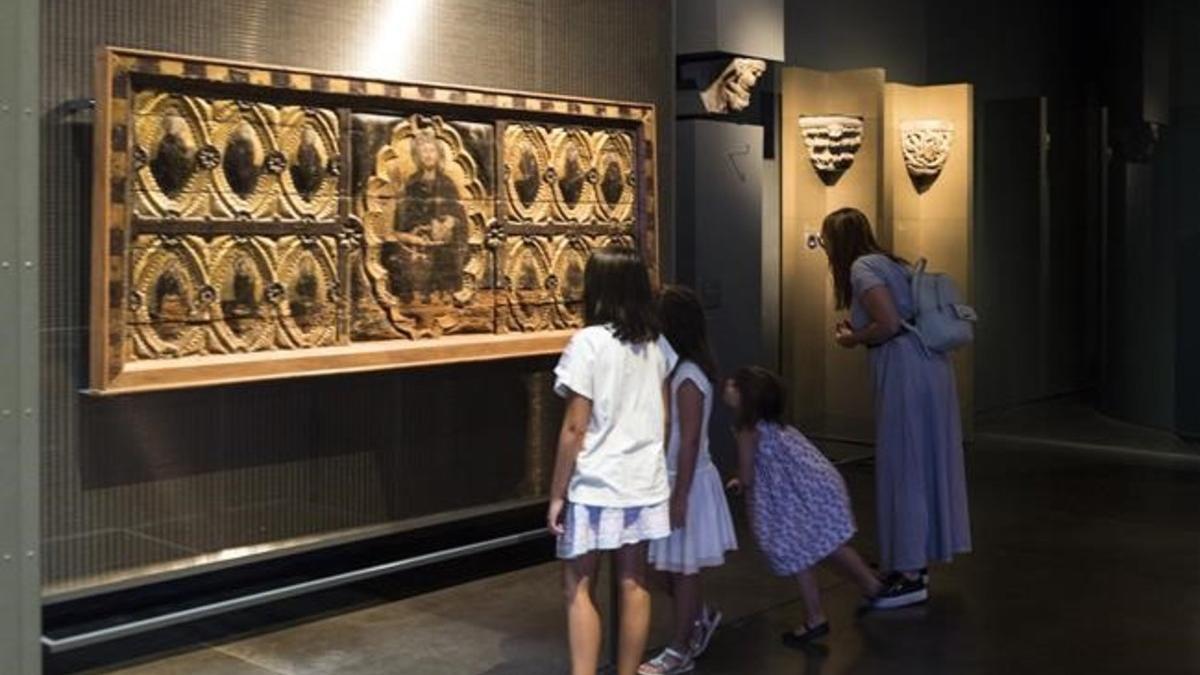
884, 83, 974, 429
91, 47, 658, 394
780, 67, 884, 443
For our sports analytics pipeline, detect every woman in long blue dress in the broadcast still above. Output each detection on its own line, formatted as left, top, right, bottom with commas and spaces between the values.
820, 207, 971, 606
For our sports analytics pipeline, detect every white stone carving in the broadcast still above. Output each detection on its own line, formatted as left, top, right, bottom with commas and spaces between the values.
900, 119, 954, 193
699, 58, 767, 114
797, 115, 864, 186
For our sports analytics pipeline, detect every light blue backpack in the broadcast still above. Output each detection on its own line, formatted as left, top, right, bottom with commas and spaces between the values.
902, 258, 977, 354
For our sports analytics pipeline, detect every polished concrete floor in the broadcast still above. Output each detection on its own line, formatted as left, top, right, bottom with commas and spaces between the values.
50, 406, 1200, 674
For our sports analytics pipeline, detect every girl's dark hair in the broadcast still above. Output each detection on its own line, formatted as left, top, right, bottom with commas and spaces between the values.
731, 366, 785, 431
820, 207, 904, 310
583, 246, 660, 344
659, 285, 718, 380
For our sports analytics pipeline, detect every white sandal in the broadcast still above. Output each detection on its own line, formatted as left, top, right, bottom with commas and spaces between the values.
637, 647, 695, 675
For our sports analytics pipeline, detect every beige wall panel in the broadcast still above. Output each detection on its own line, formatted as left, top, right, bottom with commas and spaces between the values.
884, 82, 974, 436
781, 67, 883, 442
780, 67, 827, 434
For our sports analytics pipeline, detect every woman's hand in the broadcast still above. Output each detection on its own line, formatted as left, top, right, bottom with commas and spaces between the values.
547, 498, 566, 536
834, 321, 858, 349
725, 477, 743, 496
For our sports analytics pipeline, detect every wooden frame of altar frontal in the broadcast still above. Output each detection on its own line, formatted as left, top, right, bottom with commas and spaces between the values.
88, 47, 660, 395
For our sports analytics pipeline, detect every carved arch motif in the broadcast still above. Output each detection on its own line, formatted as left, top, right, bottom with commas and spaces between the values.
548, 127, 598, 223
208, 236, 279, 353
549, 235, 592, 327
127, 235, 212, 359
277, 236, 340, 348
594, 130, 636, 223
132, 93, 215, 219
503, 123, 553, 223
208, 100, 284, 220
499, 236, 555, 333
277, 107, 341, 220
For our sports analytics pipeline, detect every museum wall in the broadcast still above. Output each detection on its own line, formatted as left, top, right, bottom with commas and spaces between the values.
974, 97, 1056, 412
783, 0, 927, 85
1103, 147, 1175, 430
1170, 0, 1200, 439
40, 0, 674, 597
926, 0, 1101, 414
1095, 0, 1176, 432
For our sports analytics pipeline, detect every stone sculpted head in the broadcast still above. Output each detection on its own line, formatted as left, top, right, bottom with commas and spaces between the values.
700, 58, 767, 114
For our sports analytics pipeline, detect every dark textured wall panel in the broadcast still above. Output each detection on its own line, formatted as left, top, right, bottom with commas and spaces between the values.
678, 120, 764, 467
41, 0, 673, 596
784, 0, 927, 84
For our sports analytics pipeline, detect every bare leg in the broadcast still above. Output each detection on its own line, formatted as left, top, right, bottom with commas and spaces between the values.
615, 543, 653, 675
669, 572, 703, 651
826, 545, 884, 596
794, 569, 826, 629
563, 552, 602, 675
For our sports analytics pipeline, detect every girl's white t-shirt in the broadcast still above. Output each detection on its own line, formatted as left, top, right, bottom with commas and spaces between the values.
554, 325, 678, 508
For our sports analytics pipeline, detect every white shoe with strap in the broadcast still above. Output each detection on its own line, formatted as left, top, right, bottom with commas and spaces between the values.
637, 647, 694, 675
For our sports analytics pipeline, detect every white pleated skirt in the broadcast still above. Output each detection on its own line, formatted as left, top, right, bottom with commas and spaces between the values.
557, 500, 671, 559
648, 465, 739, 575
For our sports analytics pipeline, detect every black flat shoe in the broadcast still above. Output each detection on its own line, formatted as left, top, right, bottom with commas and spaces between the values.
781, 622, 830, 648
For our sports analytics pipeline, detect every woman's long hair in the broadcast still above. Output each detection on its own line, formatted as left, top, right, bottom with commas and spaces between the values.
731, 366, 785, 431
659, 285, 718, 380
583, 246, 659, 344
820, 207, 903, 310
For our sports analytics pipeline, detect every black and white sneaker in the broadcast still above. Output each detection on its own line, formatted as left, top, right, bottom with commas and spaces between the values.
874, 565, 930, 586
863, 576, 929, 611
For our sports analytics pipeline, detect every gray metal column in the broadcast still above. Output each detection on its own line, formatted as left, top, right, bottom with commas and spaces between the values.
0, 0, 42, 671
678, 120, 765, 466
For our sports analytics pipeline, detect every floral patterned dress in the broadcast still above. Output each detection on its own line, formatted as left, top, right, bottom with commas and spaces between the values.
747, 422, 857, 576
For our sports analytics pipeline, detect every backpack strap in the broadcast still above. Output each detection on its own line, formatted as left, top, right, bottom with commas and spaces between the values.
909, 258, 927, 311
901, 258, 932, 357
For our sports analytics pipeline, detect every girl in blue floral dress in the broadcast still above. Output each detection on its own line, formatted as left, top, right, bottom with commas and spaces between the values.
724, 367, 914, 646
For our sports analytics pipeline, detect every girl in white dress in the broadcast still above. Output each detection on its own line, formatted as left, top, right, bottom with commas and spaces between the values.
548, 247, 678, 675
640, 286, 738, 675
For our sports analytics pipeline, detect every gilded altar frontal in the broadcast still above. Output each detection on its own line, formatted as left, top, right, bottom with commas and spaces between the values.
91, 48, 658, 393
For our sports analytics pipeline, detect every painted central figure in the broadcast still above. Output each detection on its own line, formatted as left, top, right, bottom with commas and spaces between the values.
386, 129, 469, 302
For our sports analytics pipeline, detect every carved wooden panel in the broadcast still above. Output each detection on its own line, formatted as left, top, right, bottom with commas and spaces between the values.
495, 122, 637, 334
91, 47, 658, 393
